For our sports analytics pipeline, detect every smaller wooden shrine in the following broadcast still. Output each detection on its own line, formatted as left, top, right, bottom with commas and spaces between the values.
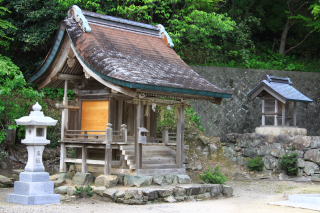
248, 75, 312, 135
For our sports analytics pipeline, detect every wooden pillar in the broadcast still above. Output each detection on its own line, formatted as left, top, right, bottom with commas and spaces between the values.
179, 105, 185, 168
146, 105, 151, 137
117, 100, 123, 131
282, 102, 286, 126
104, 123, 112, 175
59, 142, 67, 172
81, 144, 87, 173
274, 99, 278, 126
150, 109, 157, 138
140, 102, 145, 127
162, 127, 169, 144
61, 80, 68, 140
294, 102, 297, 126
135, 100, 142, 169
108, 97, 115, 125
262, 97, 265, 126
176, 105, 182, 167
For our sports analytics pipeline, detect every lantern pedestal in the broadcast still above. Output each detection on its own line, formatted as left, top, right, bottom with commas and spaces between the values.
6, 102, 60, 205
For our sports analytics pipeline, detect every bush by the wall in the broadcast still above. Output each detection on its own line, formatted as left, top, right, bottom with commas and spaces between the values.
248, 157, 264, 172
199, 166, 227, 184
74, 183, 93, 198
278, 152, 298, 176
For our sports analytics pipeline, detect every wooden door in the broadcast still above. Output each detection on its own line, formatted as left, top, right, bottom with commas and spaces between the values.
81, 100, 109, 134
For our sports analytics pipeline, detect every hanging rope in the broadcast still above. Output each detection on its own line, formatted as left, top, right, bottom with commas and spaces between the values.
144, 100, 150, 117
161, 106, 164, 121
174, 104, 180, 119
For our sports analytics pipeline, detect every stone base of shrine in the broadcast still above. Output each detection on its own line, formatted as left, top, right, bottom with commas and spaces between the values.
255, 126, 307, 136
6, 172, 60, 205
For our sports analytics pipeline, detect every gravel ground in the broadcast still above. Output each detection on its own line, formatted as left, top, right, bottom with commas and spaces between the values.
0, 180, 319, 213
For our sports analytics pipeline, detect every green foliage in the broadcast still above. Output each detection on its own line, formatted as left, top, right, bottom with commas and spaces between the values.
157, 106, 205, 133
42, 88, 75, 101
199, 166, 228, 184
75, 183, 94, 198
248, 157, 264, 172
278, 152, 299, 176
0, 0, 17, 50
0, 150, 8, 161
0, 54, 43, 145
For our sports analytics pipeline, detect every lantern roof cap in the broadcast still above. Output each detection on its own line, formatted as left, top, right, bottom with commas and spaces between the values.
15, 102, 58, 126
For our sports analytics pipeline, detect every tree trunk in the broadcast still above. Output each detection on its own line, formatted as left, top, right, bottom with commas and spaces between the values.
279, 18, 292, 55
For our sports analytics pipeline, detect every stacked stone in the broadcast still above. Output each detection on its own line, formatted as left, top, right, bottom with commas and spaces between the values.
221, 133, 320, 177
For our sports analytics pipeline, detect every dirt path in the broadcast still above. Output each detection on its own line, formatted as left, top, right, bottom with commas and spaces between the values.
0, 180, 319, 213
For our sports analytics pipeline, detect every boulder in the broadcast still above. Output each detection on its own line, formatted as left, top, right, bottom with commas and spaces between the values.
226, 133, 240, 143
124, 190, 143, 200
152, 175, 176, 186
94, 186, 107, 196
279, 173, 289, 180
209, 184, 223, 197
124, 175, 153, 187
95, 175, 119, 188
68, 165, 75, 172
173, 187, 186, 197
54, 179, 66, 187
103, 189, 119, 200
113, 174, 125, 185
304, 149, 320, 164
270, 143, 285, 158
54, 186, 69, 194
293, 136, 311, 150
262, 155, 277, 170
297, 158, 305, 168
176, 175, 192, 184
196, 163, 203, 171
273, 134, 293, 144
304, 162, 319, 176
236, 156, 244, 166
67, 187, 76, 196
0, 161, 7, 169
257, 145, 271, 157
115, 190, 125, 199
236, 134, 252, 147
223, 147, 235, 158
0, 175, 13, 187
142, 189, 158, 200
251, 138, 262, 147
209, 144, 217, 153
243, 147, 257, 158
310, 137, 320, 148
163, 195, 176, 203
222, 185, 233, 197
58, 172, 71, 181
296, 150, 304, 158
72, 172, 93, 185
158, 188, 174, 198
202, 147, 209, 156
199, 136, 211, 145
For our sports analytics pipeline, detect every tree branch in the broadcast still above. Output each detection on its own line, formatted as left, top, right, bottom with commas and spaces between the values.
244, 0, 255, 20
284, 31, 312, 55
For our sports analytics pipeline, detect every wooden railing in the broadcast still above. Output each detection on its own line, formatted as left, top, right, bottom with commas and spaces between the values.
65, 123, 127, 143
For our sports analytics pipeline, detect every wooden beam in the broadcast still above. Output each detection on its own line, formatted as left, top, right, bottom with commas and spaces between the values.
38, 38, 71, 89
108, 97, 115, 125
294, 102, 297, 126
71, 44, 136, 97
57, 73, 81, 81
135, 100, 142, 169
282, 102, 285, 126
55, 104, 79, 109
82, 144, 88, 173
262, 97, 265, 126
176, 105, 182, 168
60, 142, 67, 172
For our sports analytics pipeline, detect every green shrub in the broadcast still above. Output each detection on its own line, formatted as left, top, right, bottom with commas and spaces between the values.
199, 166, 227, 184
248, 157, 264, 172
74, 183, 94, 198
278, 152, 298, 176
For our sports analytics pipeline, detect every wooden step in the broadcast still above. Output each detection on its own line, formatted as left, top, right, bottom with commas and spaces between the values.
126, 157, 175, 165
130, 164, 178, 170
122, 149, 176, 155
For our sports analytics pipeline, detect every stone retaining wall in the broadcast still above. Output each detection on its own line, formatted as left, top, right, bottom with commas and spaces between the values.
191, 66, 320, 137
221, 133, 320, 177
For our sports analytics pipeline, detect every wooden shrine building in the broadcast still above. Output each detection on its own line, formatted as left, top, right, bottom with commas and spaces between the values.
28, 5, 231, 176
248, 75, 312, 135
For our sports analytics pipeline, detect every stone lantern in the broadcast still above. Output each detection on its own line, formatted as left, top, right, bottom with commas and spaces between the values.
7, 102, 60, 205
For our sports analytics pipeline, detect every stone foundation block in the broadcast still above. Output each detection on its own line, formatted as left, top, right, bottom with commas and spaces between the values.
124, 175, 153, 187
6, 194, 60, 205
95, 175, 118, 188
222, 185, 233, 197
72, 172, 93, 185
20, 172, 49, 182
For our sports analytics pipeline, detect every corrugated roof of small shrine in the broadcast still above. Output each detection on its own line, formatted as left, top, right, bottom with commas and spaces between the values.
248, 75, 313, 103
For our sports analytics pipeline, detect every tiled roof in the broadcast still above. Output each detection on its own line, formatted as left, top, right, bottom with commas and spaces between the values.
248, 75, 313, 103
64, 16, 230, 96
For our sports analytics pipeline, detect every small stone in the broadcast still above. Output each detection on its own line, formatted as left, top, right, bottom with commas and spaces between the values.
124, 175, 153, 187
173, 188, 186, 197
0, 161, 7, 169
209, 144, 217, 153
304, 162, 319, 176
54, 186, 69, 194
196, 163, 202, 171
124, 190, 143, 200
158, 188, 174, 198
279, 173, 289, 180
243, 147, 257, 158
103, 188, 119, 200
94, 186, 107, 196
95, 175, 119, 188
67, 187, 76, 196
115, 190, 125, 199
72, 172, 93, 185
176, 175, 192, 184
196, 146, 202, 152
142, 189, 158, 200
199, 136, 210, 145
304, 149, 320, 164
54, 179, 66, 187
297, 158, 305, 168
163, 195, 176, 203
175, 196, 184, 202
